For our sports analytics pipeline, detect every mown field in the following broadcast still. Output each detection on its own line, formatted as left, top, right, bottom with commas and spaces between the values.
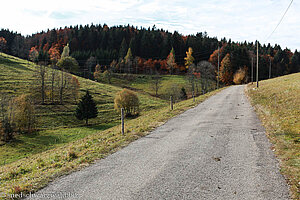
246, 73, 300, 199
0, 53, 224, 197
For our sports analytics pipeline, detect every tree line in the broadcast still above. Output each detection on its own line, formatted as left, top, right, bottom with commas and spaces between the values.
0, 24, 299, 84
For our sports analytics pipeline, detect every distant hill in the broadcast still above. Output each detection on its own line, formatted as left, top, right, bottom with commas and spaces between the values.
1, 24, 299, 83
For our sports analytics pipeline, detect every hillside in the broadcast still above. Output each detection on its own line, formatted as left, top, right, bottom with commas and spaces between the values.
0, 54, 225, 196
246, 73, 300, 199
1, 24, 299, 85
0, 53, 167, 165
105, 73, 216, 100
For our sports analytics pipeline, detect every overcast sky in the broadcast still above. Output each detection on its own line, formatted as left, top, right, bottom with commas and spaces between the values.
1, 0, 298, 51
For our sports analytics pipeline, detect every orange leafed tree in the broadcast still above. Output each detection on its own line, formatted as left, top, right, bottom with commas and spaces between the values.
208, 49, 219, 67
233, 67, 247, 85
0, 37, 7, 53
208, 44, 226, 67
220, 53, 233, 85
29, 47, 39, 63
166, 47, 177, 74
94, 64, 101, 80
48, 44, 61, 64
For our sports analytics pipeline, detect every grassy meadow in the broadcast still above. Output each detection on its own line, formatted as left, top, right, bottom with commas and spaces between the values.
108, 73, 217, 100
0, 53, 167, 165
0, 53, 224, 197
246, 73, 300, 199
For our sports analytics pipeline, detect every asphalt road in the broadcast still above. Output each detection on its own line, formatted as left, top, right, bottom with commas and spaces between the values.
28, 85, 290, 200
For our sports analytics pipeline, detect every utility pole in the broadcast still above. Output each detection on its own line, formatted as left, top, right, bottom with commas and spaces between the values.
217, 46, 220, 89
256, 41, 259, 88
269, 58, 271, 79
251, 57, 254, 84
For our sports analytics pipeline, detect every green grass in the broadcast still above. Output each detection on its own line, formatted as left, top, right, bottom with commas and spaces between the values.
0, 86, 224, 198
0, 53, 167, 166
108, 73, 216, 99
0, 53, 224, 198
246, 73, 300, 200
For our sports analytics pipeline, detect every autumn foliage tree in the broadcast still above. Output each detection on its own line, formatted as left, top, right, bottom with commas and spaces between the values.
8, 94, 36, 133
48, 44, 61, 64
114, 89, 139, 117
93, 64, 102, 80
124, 48, 133, 73
29, 47, 39, 63
184, 47, 194, 69
220, 53, 233, 85
233, 67, 247, 85
0, 37, 7, 54
167, 47, 176, 74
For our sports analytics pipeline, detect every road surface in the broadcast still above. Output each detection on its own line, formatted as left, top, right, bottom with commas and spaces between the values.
28, 85, 290, 200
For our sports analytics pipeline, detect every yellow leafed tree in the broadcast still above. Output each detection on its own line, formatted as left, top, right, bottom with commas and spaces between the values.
184, 47, 194, 69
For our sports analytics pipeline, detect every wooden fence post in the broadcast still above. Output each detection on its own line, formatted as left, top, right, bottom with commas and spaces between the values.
121, 108, 124, 135
170, 96, 173, 110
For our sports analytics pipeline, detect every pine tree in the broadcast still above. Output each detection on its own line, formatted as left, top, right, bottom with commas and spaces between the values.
75, 90, 98, 125
119, 38, 128, 59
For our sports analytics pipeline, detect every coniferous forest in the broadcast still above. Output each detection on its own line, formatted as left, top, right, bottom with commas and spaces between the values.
0, 24, 299, 84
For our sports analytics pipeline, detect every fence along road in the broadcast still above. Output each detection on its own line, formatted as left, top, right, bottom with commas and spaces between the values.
28, 85, 290, 200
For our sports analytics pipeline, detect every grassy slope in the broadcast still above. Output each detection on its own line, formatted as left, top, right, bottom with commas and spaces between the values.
246, 73, 300, 199
0, 53, 225, 196
0, 53, 166, 165
109, 74, 216, 99
0, 86, 224, 197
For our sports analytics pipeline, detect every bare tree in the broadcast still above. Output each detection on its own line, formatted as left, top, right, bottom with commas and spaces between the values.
197, 61, 215, 93
151, 71, 162, 97
85, 56, 96, 79
49, 66, 58, 104
58, 70, 72, 104
33, 63, 47, 104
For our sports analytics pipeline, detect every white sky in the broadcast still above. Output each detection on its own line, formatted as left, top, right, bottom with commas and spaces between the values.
1, 0, 298, 51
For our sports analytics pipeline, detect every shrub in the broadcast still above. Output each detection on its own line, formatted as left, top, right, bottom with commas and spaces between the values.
67, 150, 78, 161
103, 70, 112, 83
0, 118, 14, 142
233, 67, 247, 84
114, 88, 139, 117
180, 87, 187, 100
8, 94, 36, 133
93, 64, 102, 80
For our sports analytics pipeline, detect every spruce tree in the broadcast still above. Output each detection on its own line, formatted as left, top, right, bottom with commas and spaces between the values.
75, 90, 98, 125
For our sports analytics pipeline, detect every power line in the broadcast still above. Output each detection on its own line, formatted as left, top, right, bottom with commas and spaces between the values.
265, 0, 294, 42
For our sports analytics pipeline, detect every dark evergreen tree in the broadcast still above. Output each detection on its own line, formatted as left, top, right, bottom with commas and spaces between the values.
119, 38, 128, 59
75, 90, 98, 125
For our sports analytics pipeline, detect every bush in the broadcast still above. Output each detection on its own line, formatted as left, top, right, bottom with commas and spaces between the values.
114, 88, 139, 117
8, 94, 36, 134
103, 70, 112, 83
180, 87, 187, 100
0, 118, 14, 142
233, 67, 247, 84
